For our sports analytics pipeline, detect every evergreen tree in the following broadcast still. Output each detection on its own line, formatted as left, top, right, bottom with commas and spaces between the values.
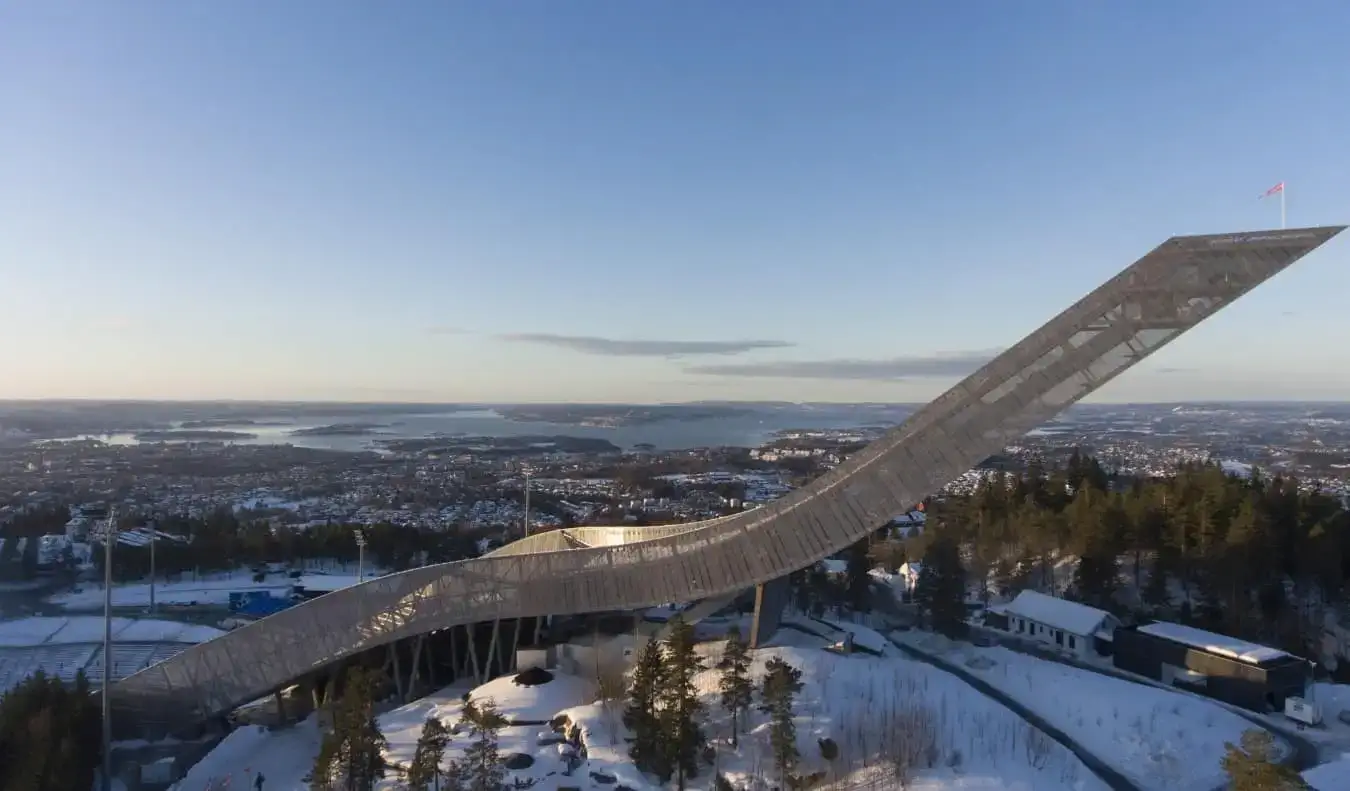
308, 738, 342, 791
758, 656, 804, 787
0, 670, 101, 791
309, 666, 388, 791
914, 535, 968, 637
1071, 551, 1119, 611
460, 697, 507, 791
658, 617, 706, 790
406, 716, 451, 791
1221, 729, 1309, 790
626, 635, 667, 776
843, 538, 872, 613
716, 627, 754, 747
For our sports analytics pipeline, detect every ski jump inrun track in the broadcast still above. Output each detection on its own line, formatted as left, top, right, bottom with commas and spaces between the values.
107, 225, 1346, 730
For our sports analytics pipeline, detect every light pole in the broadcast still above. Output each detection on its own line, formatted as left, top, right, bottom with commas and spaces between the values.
354, 529, 366, 583
101, 506, 116, 791
523, 467, 531, 539
148, 520, 156, 616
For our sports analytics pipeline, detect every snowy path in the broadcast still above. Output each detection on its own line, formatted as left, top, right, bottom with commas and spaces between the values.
963, 622, 1322, 777
883, 632, 1140, 791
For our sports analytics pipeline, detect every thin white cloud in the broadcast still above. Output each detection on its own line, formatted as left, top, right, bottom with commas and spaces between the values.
499, 333, 793, 357
686, 349, 1000, 380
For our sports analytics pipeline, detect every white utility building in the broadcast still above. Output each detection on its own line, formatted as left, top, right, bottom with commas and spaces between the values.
996, 590, 1120, 659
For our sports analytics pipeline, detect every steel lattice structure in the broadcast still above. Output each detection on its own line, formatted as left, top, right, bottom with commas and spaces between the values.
108, 226, 1344, 728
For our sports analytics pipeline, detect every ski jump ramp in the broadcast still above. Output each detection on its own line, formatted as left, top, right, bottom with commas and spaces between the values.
109, 226, 1344, 728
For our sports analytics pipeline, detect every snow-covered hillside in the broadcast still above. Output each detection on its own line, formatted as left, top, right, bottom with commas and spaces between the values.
895, 631, 1271, 790
174, 629, 1107, 790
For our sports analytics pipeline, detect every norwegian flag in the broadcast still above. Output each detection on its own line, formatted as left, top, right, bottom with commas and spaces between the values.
1260, 182, 1284, 199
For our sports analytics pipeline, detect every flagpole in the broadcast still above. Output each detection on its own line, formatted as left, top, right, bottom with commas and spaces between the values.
1280, 185, 1286, 229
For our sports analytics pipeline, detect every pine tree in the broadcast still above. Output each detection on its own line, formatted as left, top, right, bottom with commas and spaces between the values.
915, 535, 968, 638
844, 538, 872, 613
407, 716, 451, 791
1221, 729, 1309, 790
308, 737, 341, 791
342, 667, 389, 791
308, 666, 388, 791
626, 635, 667, 776
716, 627, 754, 747
758, 656, 804, 787
658, 617, 706, 790
460, 697, 507, 791
0, 670, 101, 791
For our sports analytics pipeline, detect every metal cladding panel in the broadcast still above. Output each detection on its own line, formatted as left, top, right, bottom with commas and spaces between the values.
108, 226, 1344, 729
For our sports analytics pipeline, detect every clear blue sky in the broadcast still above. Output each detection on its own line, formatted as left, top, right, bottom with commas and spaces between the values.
3, 1, 1348, 403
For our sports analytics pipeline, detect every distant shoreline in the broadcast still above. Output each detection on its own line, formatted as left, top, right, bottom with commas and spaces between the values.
133, 430, 257, 441
288, 423, 388, 437
496, 404, 756, 428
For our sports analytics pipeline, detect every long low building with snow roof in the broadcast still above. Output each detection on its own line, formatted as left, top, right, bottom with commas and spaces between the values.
1112, 620, 1311, 713
987, 590, 1121, 659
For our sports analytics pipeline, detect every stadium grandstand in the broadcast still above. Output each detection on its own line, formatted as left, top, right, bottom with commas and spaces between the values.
0, 616, 222, 694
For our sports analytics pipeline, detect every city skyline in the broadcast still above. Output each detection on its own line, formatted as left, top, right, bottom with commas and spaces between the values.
3, 2, 1349, 403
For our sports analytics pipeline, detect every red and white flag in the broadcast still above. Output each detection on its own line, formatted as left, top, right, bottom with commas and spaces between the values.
1260, 182, 1284, 199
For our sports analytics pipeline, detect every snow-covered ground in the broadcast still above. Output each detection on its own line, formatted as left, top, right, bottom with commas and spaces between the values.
45, 569, 379, 610
696, 632, 1108, 791
175, 629, 1107, 790
1305, 751, 1350, 791
49, 577, 292, 610
894, 631, 1268, 790
1293, 681, 1350, 752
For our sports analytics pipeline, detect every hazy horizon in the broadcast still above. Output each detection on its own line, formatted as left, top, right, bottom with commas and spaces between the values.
4, 2, 1348, 403
3, 397, 1349, 408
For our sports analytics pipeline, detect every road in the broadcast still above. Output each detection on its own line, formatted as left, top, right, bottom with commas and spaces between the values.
871, 584, 1322, 782
880, 630, 1141, 791
870, 584, 1138, 789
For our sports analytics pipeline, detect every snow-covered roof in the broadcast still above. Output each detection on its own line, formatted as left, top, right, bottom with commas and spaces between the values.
1136, 622, 1290, 665
890, 510, 926, 525
1001, 591, 1113, 637
819, 559, 847, 575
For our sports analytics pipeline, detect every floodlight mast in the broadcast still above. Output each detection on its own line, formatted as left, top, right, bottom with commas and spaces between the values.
101, 506, 116, 791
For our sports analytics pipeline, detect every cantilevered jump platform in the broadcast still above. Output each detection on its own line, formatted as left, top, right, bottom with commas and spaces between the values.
109, 226, 1345, 729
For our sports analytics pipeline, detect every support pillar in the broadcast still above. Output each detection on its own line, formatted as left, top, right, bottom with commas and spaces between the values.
390, 643, 405, 702
749, 575, 792, 648
465, 624, 481, 682
511, 618, 524, 673
483, 619, 502, 683
409, 634, 426, 698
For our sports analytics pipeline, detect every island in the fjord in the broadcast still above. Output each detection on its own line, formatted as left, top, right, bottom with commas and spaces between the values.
133, 430, 258, 441
288, 423, 389, 437
180, 418, 294, 429
379, 434, 620, 456
497, 403, 753, 428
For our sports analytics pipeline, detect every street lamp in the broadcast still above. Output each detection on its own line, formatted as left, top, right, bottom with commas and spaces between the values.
354, 529, 366, 583
523, 467, 531, 539
101, 506, 116, 791
148, 520, 156, 616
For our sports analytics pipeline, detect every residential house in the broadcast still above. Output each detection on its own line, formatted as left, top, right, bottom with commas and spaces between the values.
994, 590, 1120, 659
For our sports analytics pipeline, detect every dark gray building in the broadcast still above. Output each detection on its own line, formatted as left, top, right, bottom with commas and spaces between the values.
1113, 621, 1309, 712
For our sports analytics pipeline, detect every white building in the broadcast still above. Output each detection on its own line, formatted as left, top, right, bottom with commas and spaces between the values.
996, 590, 1120, 659
896, 562, 923, 598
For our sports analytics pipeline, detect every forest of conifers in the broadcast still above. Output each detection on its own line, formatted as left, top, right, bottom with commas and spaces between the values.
917, 451, 1350, 670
